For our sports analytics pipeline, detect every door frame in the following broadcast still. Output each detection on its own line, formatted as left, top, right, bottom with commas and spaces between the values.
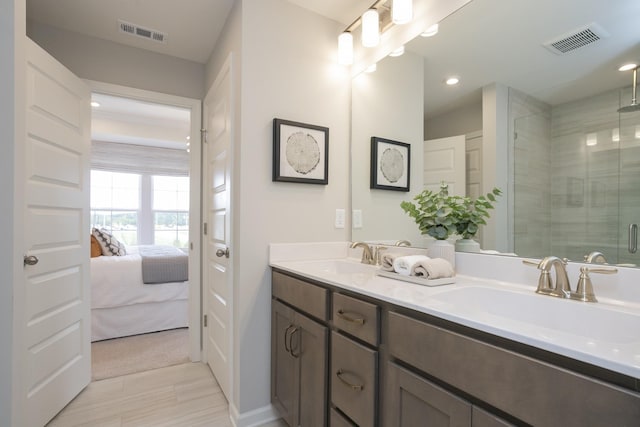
86, 80, 203, 361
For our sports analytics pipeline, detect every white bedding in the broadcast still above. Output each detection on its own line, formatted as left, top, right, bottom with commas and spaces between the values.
90, 246, 189, 341
91, 247, 188, 309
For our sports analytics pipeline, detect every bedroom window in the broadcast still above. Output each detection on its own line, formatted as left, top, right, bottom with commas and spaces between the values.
152, 175, 190, 248
90, 170, 140, 245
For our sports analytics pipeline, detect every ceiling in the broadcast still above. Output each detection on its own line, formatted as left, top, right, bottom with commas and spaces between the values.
26, 0, 640, 134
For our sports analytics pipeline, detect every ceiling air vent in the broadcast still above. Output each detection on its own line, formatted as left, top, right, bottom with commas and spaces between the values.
543, 23, 608, 55
118, 20, 167, 44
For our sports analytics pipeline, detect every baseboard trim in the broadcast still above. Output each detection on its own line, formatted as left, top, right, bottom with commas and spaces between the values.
229, 402, 280, 427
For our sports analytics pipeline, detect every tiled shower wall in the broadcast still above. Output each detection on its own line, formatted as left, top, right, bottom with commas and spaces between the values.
512, 86, 640, 265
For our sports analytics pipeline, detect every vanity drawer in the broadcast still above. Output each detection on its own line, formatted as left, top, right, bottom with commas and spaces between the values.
332, 292, 379, 346
272, 271, 328, 321
331, 331, 377, 427
387, 311, 640, 426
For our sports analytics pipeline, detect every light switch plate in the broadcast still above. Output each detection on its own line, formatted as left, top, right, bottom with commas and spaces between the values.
353, 209, 363, 229
335, 209, 345, 228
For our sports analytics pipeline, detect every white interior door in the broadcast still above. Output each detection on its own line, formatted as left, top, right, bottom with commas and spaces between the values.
423, 135, 466, 196
203, 55, 233, 400
20, 39, 91, 427
465, 131, 483, 199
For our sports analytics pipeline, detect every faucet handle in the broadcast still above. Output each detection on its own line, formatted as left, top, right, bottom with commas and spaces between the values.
571, 266, 617, 302
522, 259, 554, 294
373, 246, 387, 265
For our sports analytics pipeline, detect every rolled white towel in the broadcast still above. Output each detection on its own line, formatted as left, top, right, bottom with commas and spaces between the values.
392, 255, 431, 276
380, 252, 404, 271
412, 258, 455, 279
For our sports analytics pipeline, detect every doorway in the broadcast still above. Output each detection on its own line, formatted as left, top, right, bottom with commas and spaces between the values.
87, 81, 202, 369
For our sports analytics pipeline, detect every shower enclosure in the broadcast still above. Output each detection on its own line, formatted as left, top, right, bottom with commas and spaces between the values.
512, 85, 640, 266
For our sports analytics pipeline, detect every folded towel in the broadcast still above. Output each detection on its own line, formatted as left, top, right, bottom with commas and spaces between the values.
380, 252, 404, 271
392, 255, 431, 276
412, 258, 455, 279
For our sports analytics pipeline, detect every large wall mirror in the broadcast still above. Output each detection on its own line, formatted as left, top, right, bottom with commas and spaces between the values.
351, 0, 640, 267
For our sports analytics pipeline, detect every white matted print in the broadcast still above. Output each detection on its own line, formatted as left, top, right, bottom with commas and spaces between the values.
273, 118, 329, 184
370, 137, 410, 191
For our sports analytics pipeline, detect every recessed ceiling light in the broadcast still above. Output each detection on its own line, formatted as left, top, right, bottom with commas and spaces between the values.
619, 63, 638, 71
421, 24, 439, 37
186, 136, 190, 140
445, 77, 460, 85
90, 101, 100, 107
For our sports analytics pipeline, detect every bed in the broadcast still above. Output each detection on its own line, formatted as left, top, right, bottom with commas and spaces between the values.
90, 245, 189, 342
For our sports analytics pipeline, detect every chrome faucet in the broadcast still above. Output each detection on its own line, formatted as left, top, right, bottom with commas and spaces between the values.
538, 256, 571, 298
350, 242, 374, 265
583, 251, 608, 264
523, 256, 570, 298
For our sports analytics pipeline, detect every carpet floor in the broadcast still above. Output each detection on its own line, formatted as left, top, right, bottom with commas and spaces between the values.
91, 328, 190, 381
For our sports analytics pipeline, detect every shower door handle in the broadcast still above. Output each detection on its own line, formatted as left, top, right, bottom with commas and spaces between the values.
628, 224, 638, 254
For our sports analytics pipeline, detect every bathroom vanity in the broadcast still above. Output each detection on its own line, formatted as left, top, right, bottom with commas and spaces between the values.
270, 244, 640, 427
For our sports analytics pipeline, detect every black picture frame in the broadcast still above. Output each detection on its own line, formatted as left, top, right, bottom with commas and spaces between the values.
370, 137, 410, 191
273, 118, 329, 185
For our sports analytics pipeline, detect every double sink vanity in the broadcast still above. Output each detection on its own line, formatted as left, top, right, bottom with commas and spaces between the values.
270, 242, 640, 426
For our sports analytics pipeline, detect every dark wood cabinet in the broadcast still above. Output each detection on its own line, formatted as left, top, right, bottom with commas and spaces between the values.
271, 268, 640, 427
272, 299, 328, 427
385, 362, 472, 427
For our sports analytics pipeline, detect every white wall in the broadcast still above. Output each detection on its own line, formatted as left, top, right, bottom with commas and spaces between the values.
2, 0, 25, 425
27, 22, 205, 99
235, 0, 351, 417
424, 100, 482, 140
351, 52, 425, 245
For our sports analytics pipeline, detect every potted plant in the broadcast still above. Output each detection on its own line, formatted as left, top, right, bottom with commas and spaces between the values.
401, 183, 502, 256
450, 187, 502, 252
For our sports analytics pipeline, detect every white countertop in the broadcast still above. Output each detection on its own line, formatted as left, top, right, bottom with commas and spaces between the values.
269, 244, 640, 380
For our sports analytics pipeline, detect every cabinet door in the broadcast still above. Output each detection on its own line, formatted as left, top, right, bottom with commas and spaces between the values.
472, 407, 515, 427
296, 310, 329, 427
272, 300, 299, 427
385, 362, 471, 427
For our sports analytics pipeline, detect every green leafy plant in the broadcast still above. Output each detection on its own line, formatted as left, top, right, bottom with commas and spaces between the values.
400, 183, 501, 240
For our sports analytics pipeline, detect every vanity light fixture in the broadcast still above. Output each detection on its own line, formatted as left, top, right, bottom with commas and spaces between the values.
389, 46, 405, 57
392, 0, 413, 25
445, 76, 460, 85
421, 23, 439, 37
338, 31, 354, 65
362, 8, 380, 47
337, 0, 413, 65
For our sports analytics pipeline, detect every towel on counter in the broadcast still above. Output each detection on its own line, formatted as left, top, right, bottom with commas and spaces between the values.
392, 255, 431, 276
380, 252, 404, 271
412, 257, 455, 279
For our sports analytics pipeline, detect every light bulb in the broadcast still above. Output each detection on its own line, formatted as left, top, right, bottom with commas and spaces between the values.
362, 9, 380, 48
392, 0, 413, 25
337, 31, 353, 65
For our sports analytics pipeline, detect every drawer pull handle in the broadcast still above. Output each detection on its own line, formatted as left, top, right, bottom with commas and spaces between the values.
289, 327, 300, 358
284, 324, 296, 354
336, 369, 364, 391
337, 309, 366, 325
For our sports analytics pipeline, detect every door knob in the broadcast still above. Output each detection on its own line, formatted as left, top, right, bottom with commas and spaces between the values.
216, 247, 230, 258
23, 255, 39, 266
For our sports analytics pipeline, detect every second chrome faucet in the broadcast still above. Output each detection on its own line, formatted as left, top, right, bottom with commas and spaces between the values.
523, 256, 617, 302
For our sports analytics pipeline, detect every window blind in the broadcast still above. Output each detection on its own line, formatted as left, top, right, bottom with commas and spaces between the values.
91, 140, 189, 176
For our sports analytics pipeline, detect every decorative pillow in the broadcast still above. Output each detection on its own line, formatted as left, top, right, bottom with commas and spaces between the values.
90, 235, 103, 258
91, 228, 126, 256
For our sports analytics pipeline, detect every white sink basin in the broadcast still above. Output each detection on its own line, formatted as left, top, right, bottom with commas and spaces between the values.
429, 286, 640, 344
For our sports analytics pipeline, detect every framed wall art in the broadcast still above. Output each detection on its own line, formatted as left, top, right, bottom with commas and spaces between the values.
273, 118, 329, 185
370, 136, 410, 191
